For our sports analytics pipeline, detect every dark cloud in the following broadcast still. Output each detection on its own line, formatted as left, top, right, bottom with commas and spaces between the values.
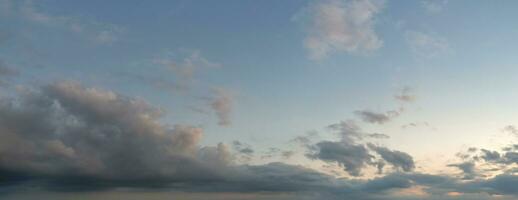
480, 149, 501, 162
307, 141, 372, 176
309, 119, 414, 176
448, 162, 477, 180
368, 144, 415, 172
0, 81, 231, 185
307, 138, 414, 176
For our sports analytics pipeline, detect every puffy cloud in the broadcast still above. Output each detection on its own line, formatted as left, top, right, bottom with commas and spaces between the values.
308, 141, 373, 176
480, 149, 501, 163
297, 0, 384, 60
448, 162, 477, 180
368, 144, 415, 172
0, 81, 231, 184
308, 120, 414, 176
309, 119, 410, 175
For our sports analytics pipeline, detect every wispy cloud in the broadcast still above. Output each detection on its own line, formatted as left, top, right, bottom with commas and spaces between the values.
421, 0, 448, 14
394, 87, 416, 103
153, 50, 221, 90
4, 0, 123, 44
210, 87, 234, 127
296, 0, 384, 60
354, 109, 401, 124
405, 31, 451, 58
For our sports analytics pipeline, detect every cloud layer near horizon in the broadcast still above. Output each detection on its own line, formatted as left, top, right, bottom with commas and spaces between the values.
0, 82, 518, 200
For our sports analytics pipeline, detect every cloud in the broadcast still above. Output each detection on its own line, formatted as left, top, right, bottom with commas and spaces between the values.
0, 62, 18, 77
394, 87, 416, 103
0, 81, 233, 184
366, 133, 390, 139
296, 0, 384, 60
4, 0, 123, 45
210, 88, 233, 127
290, 130, 319, 146
480, 149, 501, 163
327, 120, 363, 141
421, 0, 448, 14
448, 162, 477, 180
0, 60, 19, 86
368, 144, 415, 172
308, 141, 373, 176
502, 125, 518, 135
354, 109, 400, 124
5, 82, 518, 199
153, 50, 221, 90
405, 31, 451, 58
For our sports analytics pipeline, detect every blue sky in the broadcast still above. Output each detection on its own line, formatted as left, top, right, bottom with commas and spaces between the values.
4, 0, 518, 199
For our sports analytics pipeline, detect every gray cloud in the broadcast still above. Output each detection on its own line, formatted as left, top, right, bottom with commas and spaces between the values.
366, 133, 390, 139
327, 120, 363, 141
0, 81, 231, 183
480, 149, 501, 163
307, 141, 373, 176
448, 162, 477, 180
309, 119, 415, 176
354, 109, 400, 124
368, 144, 415, 172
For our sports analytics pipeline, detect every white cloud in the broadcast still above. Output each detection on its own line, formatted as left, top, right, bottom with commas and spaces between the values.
297, 0, 384, 60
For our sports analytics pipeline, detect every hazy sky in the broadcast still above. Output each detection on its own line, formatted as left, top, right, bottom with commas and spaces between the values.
3, 0, 518, 199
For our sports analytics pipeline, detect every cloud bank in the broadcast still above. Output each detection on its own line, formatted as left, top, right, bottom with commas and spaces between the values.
1, 82, 518, 200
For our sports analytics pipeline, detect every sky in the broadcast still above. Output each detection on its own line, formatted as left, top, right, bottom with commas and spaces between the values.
3, 0, 518, 199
